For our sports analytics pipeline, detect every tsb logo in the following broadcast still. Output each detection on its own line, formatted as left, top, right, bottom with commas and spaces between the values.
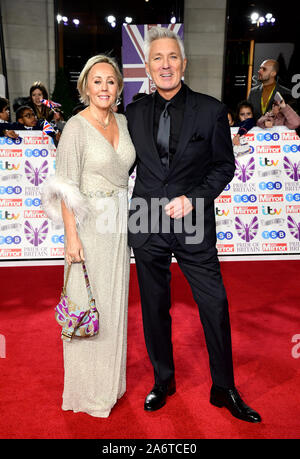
0, 137, 22, 145
0, 235, 22, 244
24, 198, 41, 207
0, 186, 22, 194
283, 145, 300, 153
217, 231, 233, 240
262, 230, 286, 239
25, 148, 48, 157
286, 193, 300, 202
51, 235, 64, 243
256, 133, 280, 141
234, 194, 257, 203
259, 182, 282, 190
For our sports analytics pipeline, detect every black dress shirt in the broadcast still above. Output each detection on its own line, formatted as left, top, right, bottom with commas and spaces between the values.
153, 83, 186, 167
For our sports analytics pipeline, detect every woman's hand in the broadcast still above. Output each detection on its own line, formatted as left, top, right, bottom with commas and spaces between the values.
65, 234, 85, 265
279, 99, 286, 109
264, 119, 274, 128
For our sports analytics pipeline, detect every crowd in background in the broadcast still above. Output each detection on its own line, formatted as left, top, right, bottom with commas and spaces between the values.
0, 81, 86, 146
0, 58, 300, 149
228, 59, 300, 151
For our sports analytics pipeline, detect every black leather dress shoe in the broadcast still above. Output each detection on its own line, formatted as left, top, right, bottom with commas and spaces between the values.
144, 378, 176, 411
210, 385, 261, 423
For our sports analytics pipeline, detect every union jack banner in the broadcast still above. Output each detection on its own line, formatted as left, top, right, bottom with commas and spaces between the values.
121, 24, 184, 108
42, 120, 55, 135
41, 99, 61, 109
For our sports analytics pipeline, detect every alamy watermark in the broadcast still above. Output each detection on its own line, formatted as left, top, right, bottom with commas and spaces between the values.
291, 334, 300, 359
291, 74, 300, 99
0, 334, 6, 358
95, 195, 205, 245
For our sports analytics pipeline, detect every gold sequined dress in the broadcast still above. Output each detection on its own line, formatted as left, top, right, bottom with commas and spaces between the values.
42, 112, 136, 417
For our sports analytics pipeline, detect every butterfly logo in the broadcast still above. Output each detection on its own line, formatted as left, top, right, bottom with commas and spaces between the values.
287, 216, 300, 241
235, 157, 255, 183
24, 220, 48, 246
25, 160, 48, 186
235, 216, 258, 242
283, 156, 300, 182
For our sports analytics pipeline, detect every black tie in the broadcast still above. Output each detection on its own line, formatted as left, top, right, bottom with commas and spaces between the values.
157, 101, 171, 170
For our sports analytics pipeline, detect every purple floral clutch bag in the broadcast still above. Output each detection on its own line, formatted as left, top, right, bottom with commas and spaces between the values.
55, 262, 99, 342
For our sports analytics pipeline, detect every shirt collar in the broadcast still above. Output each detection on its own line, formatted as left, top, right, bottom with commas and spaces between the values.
155, 82, 186, 109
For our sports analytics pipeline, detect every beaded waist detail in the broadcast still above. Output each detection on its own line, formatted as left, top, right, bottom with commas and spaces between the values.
81, 188, 127, 198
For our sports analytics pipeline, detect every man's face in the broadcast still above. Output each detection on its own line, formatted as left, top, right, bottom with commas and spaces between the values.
0, 106, 9, 121
258, 61, 276, 83
19, 109, 37, 127
145, 38, 187, 100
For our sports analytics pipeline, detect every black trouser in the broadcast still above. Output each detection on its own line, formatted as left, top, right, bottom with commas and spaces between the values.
133, 230, 235, 389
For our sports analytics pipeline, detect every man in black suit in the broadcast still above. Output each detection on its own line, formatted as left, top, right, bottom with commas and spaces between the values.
248, 59, 291, 120
126, 26, 261, 423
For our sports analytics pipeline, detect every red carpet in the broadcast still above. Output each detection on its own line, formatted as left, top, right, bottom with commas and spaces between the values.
0, 260, 300, 439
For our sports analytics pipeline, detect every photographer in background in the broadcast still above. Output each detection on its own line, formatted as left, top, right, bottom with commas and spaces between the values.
257, 93, 300, 130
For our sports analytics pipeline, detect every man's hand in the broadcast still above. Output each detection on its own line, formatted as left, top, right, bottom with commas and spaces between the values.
165, 195, 194, 219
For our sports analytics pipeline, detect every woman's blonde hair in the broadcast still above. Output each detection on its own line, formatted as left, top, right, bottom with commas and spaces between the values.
77, 55, 124, 106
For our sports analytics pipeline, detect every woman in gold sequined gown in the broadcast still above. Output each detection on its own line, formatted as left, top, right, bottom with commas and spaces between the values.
42, 55, 136, 417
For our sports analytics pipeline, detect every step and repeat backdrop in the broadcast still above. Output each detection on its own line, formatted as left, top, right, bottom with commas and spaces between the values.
216, 127, 300, 256
0, 132, 63, 260
0, 126, 300, 261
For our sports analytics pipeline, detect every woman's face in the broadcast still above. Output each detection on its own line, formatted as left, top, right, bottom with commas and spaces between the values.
31, 89, 43, 106
86, 63, 118, 111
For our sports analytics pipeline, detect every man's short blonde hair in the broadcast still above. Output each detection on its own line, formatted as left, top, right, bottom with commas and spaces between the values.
77, 55, 124, 105
144, 26, 186, 62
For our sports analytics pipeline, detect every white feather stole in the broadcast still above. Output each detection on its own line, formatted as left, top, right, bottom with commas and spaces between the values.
41, 175, 89, 226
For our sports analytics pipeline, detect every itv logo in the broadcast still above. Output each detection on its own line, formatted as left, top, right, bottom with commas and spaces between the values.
259, 158, 279, 167
215, 207, 230, 216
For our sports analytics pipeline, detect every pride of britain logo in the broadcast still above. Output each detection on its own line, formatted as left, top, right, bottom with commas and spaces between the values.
234, 216, 258, 242
24, 160, 48, 186
235, 157, 255, 183
283, 156, 300, 181
287, 216, 300, 240
24, 220, 48, 246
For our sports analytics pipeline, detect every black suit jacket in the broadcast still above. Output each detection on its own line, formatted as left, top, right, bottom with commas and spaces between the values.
247, 82, 292, 120
126, 84, 235, 252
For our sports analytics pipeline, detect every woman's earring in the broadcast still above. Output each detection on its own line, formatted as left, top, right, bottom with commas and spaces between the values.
112, 96, 121, 108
